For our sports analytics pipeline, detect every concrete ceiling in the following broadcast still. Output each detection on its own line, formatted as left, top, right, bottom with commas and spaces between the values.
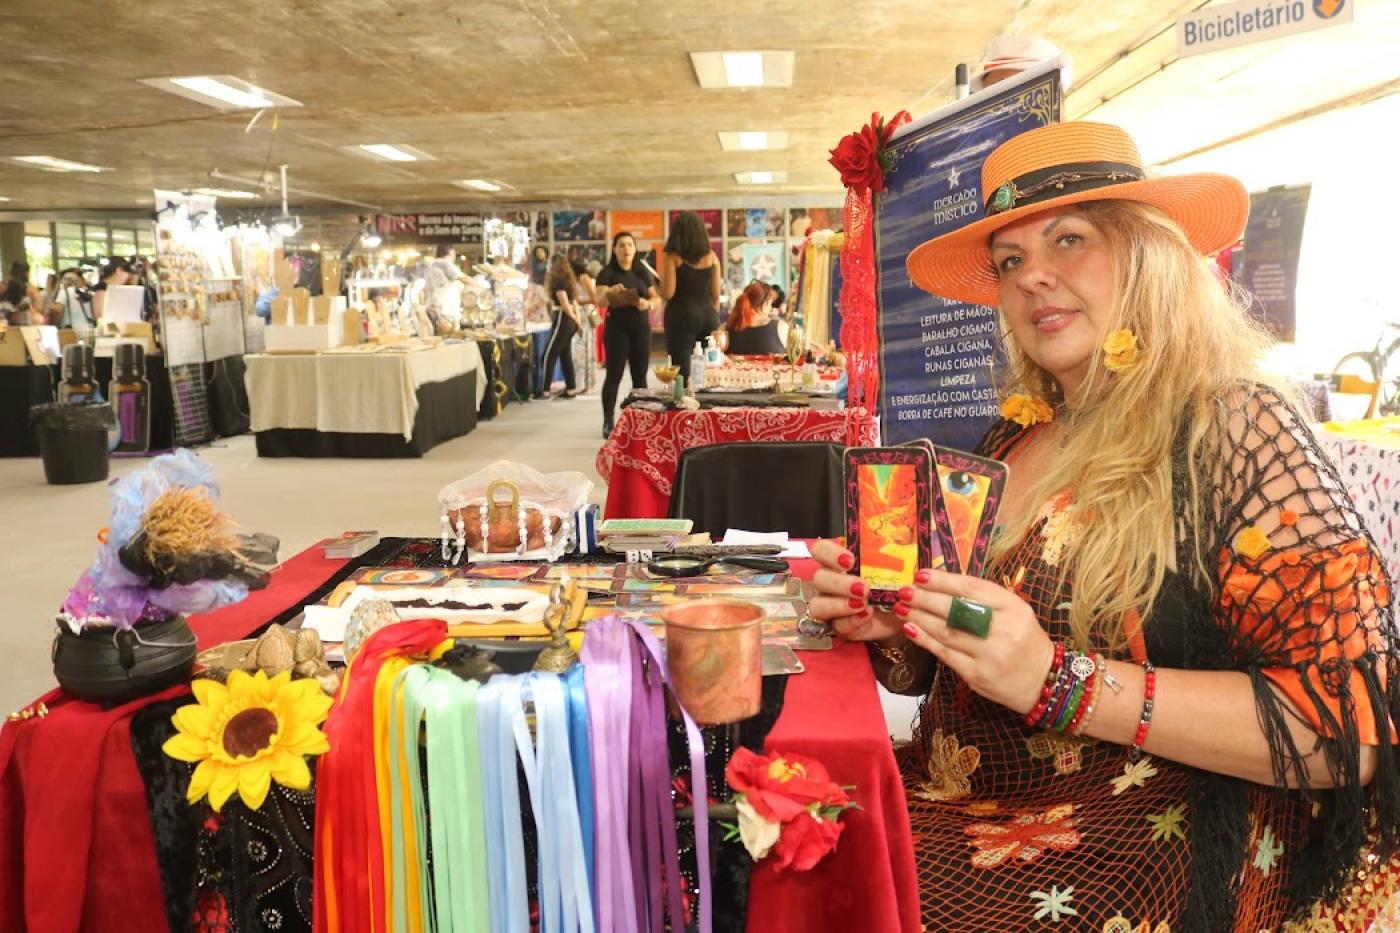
0, 0, 1389, 214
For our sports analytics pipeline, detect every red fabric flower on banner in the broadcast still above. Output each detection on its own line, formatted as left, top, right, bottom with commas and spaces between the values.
833, 110, 910, 417
828, 112, 909, 196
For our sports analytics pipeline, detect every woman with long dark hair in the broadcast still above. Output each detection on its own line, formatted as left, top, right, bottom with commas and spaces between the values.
723, 280, 785, 355
595, 231, 659, 437
659, 211, 721, 383
537, 254, 582, 398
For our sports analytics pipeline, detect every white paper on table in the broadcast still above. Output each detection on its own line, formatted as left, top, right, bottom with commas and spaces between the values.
721, 528, 811, 559
301, 603, 352, 643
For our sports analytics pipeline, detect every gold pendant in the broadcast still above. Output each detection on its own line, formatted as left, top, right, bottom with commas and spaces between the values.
887, 660, 914, 692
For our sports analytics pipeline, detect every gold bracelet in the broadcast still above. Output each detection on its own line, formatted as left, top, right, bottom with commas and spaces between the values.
874, 638, 915, 692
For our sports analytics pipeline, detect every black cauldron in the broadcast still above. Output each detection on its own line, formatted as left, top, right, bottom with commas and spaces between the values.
52, 615, 197, 704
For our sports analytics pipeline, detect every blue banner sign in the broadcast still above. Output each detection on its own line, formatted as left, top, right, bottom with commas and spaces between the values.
874, 63, 1062, 451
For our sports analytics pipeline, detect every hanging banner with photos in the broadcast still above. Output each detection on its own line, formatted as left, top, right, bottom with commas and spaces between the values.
874, 61, 1063, 452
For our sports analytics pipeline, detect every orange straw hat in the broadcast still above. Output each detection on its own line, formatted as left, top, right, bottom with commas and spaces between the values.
905, 121, 1248, 306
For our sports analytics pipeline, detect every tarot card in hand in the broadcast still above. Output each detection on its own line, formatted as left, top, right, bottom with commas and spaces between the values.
843, 447, 937, 609
933, 446, 1009, 578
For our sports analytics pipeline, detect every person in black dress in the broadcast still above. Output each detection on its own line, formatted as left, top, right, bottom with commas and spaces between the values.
595, 231, 660, 437
658, 211, 721, 383
538, 254, 582, 398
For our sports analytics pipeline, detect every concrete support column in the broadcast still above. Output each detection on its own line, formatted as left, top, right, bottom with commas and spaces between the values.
0, 223, 25, 272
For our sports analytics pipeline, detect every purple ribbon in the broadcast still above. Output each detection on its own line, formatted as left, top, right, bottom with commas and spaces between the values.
583, 616, 710, 933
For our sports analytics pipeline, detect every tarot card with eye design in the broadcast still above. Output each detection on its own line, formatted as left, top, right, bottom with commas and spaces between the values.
932, 446, 1009, 578
844, 447, 938, 609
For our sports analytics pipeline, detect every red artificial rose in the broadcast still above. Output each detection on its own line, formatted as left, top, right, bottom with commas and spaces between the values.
725, 747, 851, 824
828, 120, 885, 196
771, 811, 846, 872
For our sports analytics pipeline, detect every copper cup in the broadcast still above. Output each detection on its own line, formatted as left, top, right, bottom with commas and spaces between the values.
662, 598, 764, 725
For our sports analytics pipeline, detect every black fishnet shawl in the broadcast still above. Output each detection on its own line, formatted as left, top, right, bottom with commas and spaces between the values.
970, 384, 1399, 927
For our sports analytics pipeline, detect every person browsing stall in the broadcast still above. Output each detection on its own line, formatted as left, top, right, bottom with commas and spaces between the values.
808, 121, 1398, 931
658, 210, 721, 383
90, 258, 130, 322
722, 280, 785, 355
595, 230, 660, 438
537, 254, 582, 399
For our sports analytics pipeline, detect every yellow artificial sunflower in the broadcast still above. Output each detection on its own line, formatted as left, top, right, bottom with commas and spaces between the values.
1102, 329, 1140, 373
162, 669, 333, 812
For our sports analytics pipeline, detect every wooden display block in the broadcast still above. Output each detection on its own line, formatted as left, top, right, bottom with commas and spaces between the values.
321, 259, 343, 297
270, 296, 291, 326
342, 309, 364, 346
291, 287, 311, 324
273, 255, 296, 293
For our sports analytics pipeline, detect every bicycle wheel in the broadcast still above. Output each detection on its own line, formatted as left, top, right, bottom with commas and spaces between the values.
1330, 351, 1382, 420
1379, 338, 1400, 416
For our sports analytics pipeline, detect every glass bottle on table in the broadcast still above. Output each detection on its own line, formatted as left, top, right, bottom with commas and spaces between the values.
110, 344, 151, 453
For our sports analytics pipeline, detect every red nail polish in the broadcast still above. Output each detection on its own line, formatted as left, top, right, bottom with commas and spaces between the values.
893, 602, 910, 618
902, 622, 919, 639
837, 552, 855, 570
898, 586, 915, 603
859, 608, 873, 619
847, 596, 866, 610
915, 569, 933, 584
850, 581, 868, 598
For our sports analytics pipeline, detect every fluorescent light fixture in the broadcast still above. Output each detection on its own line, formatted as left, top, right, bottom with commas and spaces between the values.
12, 155, 109, 173
689, 51, 795, 89
456, 179, 505, 192
723, 52, 764, 86
272, 216, 302, 238
192, 186, 257, 199
139, 75, 302, 111
345, 143, 436, 163
735, 171, 787, 184
718, 131, 790, 151
0, 197, 10, 202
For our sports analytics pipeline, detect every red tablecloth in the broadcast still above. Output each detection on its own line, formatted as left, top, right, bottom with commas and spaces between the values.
744, 551, 920, 933
598, 406, 878, 519
2, 545, 919, 933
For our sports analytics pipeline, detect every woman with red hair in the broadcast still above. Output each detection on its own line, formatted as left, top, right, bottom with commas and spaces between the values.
723, 280, 785, 355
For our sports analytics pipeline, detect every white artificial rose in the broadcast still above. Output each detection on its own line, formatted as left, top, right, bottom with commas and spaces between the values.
735, 796, 781, 861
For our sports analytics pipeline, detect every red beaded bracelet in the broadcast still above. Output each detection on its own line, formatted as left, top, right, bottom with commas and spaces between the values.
1130, 660, 1156, 759
1066, 662, 1101, 735
1024, 642, 1066, 726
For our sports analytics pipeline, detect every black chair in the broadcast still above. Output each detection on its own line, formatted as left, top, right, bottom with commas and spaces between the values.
666, 441, 847, 539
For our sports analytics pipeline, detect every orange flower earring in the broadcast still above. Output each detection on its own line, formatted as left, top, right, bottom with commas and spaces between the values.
1102, 329, 1140, 373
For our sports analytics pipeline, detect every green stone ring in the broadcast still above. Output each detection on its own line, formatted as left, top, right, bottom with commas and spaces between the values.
947, 596, 993, 638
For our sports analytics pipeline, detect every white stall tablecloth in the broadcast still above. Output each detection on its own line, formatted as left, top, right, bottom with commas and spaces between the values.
245, 342, 484, 440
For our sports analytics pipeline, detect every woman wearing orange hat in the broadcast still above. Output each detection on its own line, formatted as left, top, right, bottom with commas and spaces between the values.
810, 122, 1398, 930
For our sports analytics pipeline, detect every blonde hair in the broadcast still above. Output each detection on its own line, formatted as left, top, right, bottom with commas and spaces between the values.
987, 199, 1277, 651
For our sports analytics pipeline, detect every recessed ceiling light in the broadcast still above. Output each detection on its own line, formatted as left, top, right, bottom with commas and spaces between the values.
736, 171, 787, 184
690, 51, 795, 89
12, 155, 109, 173
347, 143, 435, 163
192, 187, 257, 199
455, 179, 507, 192
718, 131, 790, 151
139, 75, 302, 111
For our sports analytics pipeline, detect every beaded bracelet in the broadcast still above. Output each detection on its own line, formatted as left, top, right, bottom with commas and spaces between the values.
1024, 642, 1066, 727
1066, 664, 1101, 736
1130, 660, 1157, 759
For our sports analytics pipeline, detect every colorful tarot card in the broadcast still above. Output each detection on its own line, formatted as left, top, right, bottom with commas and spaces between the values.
933, 446, 1009, 578
898, 438, 961, 575
761, 644, 805, 675
348, 567, 453, 586
452, 564, 546, 582
843, 447, 937, 608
